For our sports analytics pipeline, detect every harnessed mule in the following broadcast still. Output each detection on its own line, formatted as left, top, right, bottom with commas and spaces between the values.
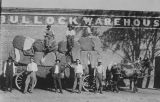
112, 62, 144, 93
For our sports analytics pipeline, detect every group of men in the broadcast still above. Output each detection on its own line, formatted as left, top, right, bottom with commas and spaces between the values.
44, 24, 93, 52
3, 56, 104, 94
44, 58, 104, 94
2, 24, 105, 94
3, 56, 38, 93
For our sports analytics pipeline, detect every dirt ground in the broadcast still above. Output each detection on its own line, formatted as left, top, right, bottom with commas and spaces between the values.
0, 88, 160, 102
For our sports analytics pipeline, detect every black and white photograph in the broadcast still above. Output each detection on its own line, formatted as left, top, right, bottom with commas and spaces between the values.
0, 0, 160, 102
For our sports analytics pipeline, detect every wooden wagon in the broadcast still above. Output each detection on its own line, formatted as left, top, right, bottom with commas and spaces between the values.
12, 35, 103, 92
14, 51, 100, 92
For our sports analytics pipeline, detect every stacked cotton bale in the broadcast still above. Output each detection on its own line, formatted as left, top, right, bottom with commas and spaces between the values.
40, 52, 56, 66
80, 51, 100, 74
90, 36, 103, 54
33, 52, 44, 65
80, 51, 89, 74
13, 35, 26, 50
58, 41, 68, 54
71, 41, 81, 61
49, 41, 58, 53
89, 51, 100, 68
78, 37, 94, 51
14, 49, 31, 65
33, 39, 44, 52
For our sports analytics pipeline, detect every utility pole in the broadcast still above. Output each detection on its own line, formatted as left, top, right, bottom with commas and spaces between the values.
0, 0, 2, 74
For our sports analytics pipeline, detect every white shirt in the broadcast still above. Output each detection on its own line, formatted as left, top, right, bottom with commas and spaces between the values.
54, 65, 59, 74
74, 64, 83, 74
87, 27, 92, 34
27, 62, 38, 72
95, 65, 104, 74
66, 30, 76, 36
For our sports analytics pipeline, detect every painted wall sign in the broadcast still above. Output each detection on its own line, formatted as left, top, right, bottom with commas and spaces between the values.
1, 14, 160, 29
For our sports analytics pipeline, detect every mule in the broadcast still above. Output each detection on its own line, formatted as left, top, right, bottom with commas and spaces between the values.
115, 60, 152, 93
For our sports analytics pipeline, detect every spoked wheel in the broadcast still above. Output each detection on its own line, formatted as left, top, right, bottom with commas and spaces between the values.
15, 71, 25, 90
15, 71, 37, 90
83, 75, 96, 92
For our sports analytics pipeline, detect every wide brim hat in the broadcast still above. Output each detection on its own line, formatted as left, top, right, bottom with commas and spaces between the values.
56, 59, 60, 62
46, 24, 51, 28
67, 24, 74, 28
98, 58, 102, 63
8, 56, 13, 61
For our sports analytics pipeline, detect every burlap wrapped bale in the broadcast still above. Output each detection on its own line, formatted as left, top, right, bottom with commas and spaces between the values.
13, 35, 26, 50
89, 51, 99, 68
71, 41, 81, 61
58, 41, 67, 54
23, 37, 35, 50
80, 51, 90, 74
79, 51, 100, 74
14, 48, 20, 62
41, 52, 56, 66
49, 41, 58, 53
18, 50, 31, 65
55, 52, 67, 64
33, 39, 44, 52
55, 52, 63, 61
9, 47, 16, 60
78, 37, 94, 51
90, 36, 103, 53
34, 52, 44, 65
23, 48, 34, 56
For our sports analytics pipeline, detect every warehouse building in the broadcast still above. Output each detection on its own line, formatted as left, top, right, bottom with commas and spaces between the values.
1, 5, 160, 88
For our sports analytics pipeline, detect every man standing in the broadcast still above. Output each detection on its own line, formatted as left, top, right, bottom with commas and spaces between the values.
24, 57, 38, 94
66, 24, 76, 51
3, 56, 16, 92
86, 25, 93, 37
72, 59, 84, 93
51, 59, 63, 94
44, 24, 55, 50
94, 61, 104, 94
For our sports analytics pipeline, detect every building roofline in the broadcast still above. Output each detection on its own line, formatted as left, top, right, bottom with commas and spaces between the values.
2, 7, 160, 17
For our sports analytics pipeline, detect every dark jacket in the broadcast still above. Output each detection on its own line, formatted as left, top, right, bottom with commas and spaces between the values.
51, 63, 63, 75
6, 62, 14, 75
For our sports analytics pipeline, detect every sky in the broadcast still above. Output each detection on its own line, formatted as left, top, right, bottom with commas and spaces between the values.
2, 0, 160, 11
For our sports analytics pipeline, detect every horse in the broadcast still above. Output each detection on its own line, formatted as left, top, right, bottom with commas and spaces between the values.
109, 61, 144, 93
113, 60, 152, 93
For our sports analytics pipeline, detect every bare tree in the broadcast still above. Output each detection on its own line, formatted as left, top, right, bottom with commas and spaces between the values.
100, 28, 160, 88
101, 28, 160, 62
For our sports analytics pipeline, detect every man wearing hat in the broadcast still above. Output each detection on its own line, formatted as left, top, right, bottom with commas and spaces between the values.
51, 59, 63, 93
86, 25, 93, 37
3, 56, 16, 92
23, 57, 38, 94
72, 59, 84, 93
66, 24, 76, 51
44, 24, 55, 51
94, 61, 104, 94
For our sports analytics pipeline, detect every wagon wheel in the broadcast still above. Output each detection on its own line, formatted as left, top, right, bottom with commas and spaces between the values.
15, 71, 25, 90
15, 71, 37, 90
83, 75, 96, 92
